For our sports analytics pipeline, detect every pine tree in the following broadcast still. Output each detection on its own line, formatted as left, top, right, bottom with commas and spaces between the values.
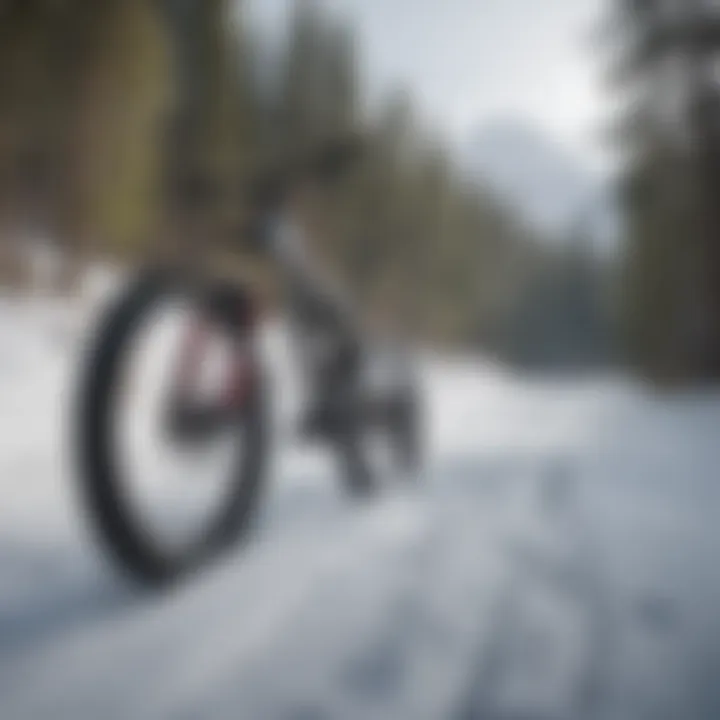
612, 0, 720, 379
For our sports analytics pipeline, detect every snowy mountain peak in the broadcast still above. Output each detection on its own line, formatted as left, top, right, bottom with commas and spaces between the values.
464, 118, 616, 247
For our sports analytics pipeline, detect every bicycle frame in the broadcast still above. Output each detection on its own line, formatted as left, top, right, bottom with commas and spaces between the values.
166, 211, 362, 444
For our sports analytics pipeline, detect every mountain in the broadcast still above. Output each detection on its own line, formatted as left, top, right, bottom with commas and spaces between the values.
463, 119, 617, 249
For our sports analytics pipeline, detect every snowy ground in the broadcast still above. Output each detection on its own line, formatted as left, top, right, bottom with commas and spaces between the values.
0, 296, 719, 720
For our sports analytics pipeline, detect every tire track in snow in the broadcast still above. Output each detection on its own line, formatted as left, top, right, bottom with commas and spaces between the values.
455, 461, 616, 720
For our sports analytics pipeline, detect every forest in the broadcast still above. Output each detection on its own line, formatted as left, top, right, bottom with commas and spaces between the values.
0, 0, 616, 367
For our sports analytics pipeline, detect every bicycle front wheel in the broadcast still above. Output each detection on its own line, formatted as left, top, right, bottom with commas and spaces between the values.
76, 269, 268, 586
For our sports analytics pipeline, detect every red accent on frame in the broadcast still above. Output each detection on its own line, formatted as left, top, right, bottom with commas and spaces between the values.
172, 295, 261, 411
173, 315, 209, 399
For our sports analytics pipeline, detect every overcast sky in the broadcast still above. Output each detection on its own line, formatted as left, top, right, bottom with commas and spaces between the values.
246, 0, 610, 174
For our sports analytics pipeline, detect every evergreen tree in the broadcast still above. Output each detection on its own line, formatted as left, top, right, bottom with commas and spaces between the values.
612, 0, 720, 380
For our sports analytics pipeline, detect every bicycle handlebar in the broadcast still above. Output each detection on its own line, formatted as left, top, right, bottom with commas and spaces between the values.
245, 134, 365, 209
167, 134, 364, 253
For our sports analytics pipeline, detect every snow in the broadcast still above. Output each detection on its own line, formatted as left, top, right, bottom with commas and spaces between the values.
0, 293, 719, 719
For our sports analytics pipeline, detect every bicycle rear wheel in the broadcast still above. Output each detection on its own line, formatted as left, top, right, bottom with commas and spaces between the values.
338, 351, 422, 495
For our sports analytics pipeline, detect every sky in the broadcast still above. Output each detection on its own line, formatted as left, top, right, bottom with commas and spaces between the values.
246, 0, 611, 175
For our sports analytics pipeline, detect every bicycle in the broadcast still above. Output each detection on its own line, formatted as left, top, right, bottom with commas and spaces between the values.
75, 138, 422, 585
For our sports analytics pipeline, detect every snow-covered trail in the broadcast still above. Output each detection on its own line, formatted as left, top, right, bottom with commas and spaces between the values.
0, 300, 719, 720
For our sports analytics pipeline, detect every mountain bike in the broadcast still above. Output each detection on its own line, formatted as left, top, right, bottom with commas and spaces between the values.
75, 139, 422, 585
